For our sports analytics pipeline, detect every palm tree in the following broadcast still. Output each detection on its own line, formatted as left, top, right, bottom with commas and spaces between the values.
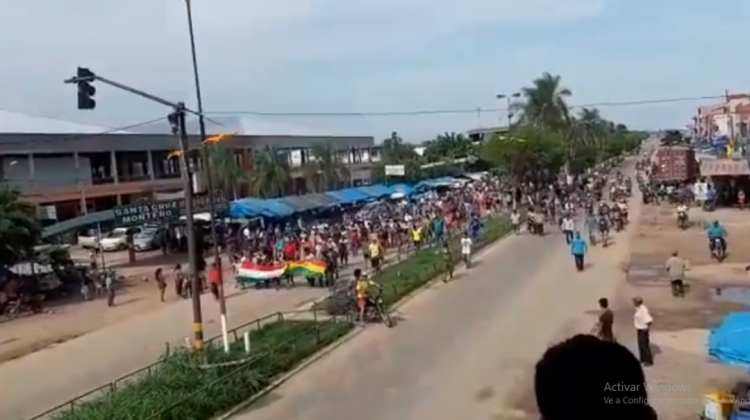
516, 72, 572, 130
577, 107, 604, 147
207, 145, 245, 199
247, 146, 290, 198
304, 143, 350, 192
0, 187, 40, 268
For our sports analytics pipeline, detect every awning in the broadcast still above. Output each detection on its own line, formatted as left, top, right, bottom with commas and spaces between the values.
325, 188, 370, 204
700, 159, 750, 177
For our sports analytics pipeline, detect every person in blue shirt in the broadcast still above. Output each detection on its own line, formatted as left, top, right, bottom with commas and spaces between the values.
570, 231, 588, 272
706, 220, 727, 254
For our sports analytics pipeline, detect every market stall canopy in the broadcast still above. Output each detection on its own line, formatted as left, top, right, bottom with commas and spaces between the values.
325, 188, 370, 204
700, 159, 750, 177
708, 312, 750, 368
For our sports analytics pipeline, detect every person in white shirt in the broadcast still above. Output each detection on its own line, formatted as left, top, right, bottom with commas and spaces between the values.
460, 234, 473, 268
633, 297, 654, 366
510, 210, 521, 234
561, 215, 575, 244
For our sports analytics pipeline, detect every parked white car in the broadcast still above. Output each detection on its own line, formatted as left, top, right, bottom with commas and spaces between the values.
99, 227, 143, 252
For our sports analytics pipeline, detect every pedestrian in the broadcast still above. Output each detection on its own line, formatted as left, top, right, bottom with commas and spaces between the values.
154, 267, 167, 302
174, 264, 184, 298
105, 271, 115, 307
561, 214, 575, 244
592, 297, 615, 342
208, 262, 221, 300
632, 296, 653, 366
570, 231, 588, 272
665, 250, 686, 297
585, 211, 598, 246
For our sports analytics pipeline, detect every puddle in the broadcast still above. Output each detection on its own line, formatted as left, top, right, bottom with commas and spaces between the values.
713, 287, 750, 306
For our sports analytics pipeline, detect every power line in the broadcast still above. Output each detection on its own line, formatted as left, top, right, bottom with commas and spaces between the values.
207, 94, 732, 118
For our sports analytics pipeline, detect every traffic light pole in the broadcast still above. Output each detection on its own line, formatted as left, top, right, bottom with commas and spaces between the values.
64, 72, 205, 351
184, 0, 228, 353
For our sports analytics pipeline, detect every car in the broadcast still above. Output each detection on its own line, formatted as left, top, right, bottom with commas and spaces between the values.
99, 227, 143, 252
133, 228, 164, 252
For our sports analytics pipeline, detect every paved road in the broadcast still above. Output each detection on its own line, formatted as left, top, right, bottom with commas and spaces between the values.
230, 176, 640, 420
1, 249, 396, 420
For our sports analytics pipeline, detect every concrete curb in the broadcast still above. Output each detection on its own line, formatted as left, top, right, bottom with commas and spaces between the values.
213, 324, 366, 420
214, 226, 513, 419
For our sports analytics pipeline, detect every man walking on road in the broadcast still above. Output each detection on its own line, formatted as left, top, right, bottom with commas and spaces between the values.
592, 297, 615, 342
665, 250, 686, 297
633, 297, 653, 366
570, 232, 588, 272
561, 214, 575, 244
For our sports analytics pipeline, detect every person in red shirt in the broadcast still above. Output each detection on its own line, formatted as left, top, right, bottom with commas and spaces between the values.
208, 262, 221, 300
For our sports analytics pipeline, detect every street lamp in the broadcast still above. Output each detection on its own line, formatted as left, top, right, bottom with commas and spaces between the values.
183, 0, 229, 353
496, 92, 521, 129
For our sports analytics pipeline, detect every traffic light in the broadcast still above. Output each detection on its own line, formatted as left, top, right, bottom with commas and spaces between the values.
76, 67, 96, 110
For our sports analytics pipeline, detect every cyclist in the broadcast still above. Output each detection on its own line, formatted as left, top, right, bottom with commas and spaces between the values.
354, 269, 380, 325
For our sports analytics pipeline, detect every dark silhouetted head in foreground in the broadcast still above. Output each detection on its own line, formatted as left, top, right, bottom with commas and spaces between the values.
535, 334, 657, 420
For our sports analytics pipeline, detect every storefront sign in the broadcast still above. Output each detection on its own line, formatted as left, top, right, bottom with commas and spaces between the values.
114, 195, 228, 226
700, 159, 750, 177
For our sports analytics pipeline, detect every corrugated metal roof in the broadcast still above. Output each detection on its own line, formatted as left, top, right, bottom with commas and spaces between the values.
0, 110, 134, 134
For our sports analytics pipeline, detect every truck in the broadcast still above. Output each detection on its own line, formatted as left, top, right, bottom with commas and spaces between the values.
650, 146, 698, 182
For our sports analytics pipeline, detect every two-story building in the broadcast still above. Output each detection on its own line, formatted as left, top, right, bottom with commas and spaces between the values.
695, 94, 750, 141
0, 112, 379, 222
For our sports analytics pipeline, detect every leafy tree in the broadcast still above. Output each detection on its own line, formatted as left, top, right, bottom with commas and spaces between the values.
206, 145, 245, 199
304, 143, 350, 192
423, 132, 475, 161
247, 146, 290, 198
481, 125, 566, 183
380, 131, 417, 162
0, 187, 41, 268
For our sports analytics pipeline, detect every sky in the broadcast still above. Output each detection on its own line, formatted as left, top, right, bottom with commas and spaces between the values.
1, 0, 749, 141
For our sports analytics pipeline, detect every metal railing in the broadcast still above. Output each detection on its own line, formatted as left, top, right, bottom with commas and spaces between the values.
28, 311, 292, 420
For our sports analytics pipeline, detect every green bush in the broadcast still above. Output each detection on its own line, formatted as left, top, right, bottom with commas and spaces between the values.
53, 319, 352, 420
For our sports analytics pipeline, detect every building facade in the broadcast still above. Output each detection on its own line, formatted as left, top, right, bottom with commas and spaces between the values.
0, 132, 378, 221
695, 94, 750, 141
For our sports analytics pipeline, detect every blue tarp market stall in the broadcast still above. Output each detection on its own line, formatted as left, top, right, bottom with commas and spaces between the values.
708, 311, 750, 369
356, 184, 393, 199
325, 188, 371, 204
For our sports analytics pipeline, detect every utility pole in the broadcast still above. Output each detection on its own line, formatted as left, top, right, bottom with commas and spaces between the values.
64, 70, 206, 351
170, 104, 204, 350
496, 92, 521, 137
184, 0, 228, 352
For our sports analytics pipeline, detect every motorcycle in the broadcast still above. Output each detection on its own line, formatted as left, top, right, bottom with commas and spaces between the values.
2, 294, 44, 319
677, 211, 689, 229
598, 222, 610, 247
351, 289, 394, 328
613, 212, 624, 232
710, 237, 726, 262
526, 219, 544, 236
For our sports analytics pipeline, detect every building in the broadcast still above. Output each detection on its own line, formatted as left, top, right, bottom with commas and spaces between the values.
0, 112, 378, 221
694, 94, 750, 141
467, 126, 510, 143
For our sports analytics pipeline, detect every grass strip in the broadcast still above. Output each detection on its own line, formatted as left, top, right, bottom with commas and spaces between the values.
52, 319, 352, 420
